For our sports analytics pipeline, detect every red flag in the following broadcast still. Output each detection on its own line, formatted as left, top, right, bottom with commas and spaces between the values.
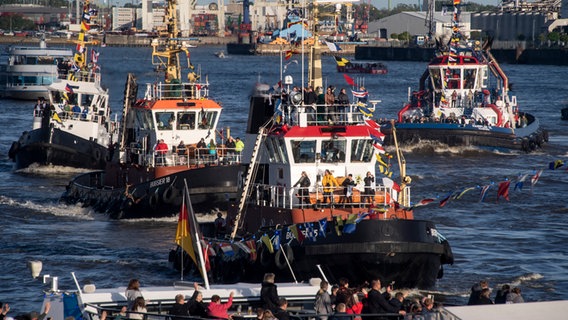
285, 50, 293, 60
245, 240, 257, 262
343, 74, 355, 86
497, 180, 510, 201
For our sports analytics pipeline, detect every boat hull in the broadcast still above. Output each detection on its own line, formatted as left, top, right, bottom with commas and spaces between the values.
384, 114, 547, 152
1, 86, 48, 100
175, 217, 452, 289
61, 164, 245, 219
9, 126, 109, 170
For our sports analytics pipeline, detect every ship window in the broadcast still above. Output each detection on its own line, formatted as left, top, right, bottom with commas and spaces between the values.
198, 110, 217, 129
155, 112, 174, 130
291, 140, 316, 163
446, 68, 461, 89
430, 68, 442, 90
351, 139, 374, 162
266, 137, 289, 164
81, 94, 94, 107
463, 69, 477, 89
177, 112, 196, 130
321, 140, 346, 163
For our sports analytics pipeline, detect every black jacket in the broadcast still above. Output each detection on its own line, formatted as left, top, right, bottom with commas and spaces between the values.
261, 282, 280, 312
170, 302, 191, 320
364, 288, 399, 318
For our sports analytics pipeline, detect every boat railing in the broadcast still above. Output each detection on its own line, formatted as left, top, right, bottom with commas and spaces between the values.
283, 103, 369, 127
144, 81, 210, 100
126, 146, 242, 168
82, 303, 413, 320
248, 183, 400, 210
34, 108, 110, 126
58, 69, 101, 83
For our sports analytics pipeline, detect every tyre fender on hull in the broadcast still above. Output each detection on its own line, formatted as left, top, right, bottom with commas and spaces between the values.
149, 188, 160, 209
274, 244, 294, 269
259, 244, 273, 267
162, 184, 180, 204
8, 141, 19, 160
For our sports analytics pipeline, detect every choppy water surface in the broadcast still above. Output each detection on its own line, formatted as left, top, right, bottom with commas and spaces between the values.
1, 45, 567, 314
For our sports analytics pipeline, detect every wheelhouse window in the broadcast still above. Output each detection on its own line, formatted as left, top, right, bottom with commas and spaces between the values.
446, 68, 462, 89
292, 140, 316, 163
350, 139, 374, 162
177, 112, 196, 130
463, 69, 477, 90
430, 68, 442, 90
266, 137, 288, 163
321, 140, 346, 163
155, 112, 174, 130
198, 110, 218, 129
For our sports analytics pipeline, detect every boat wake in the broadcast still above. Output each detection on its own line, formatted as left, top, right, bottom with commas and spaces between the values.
0, 195, 95, 220
392, 140, 521, 156
15, 163, 91, 177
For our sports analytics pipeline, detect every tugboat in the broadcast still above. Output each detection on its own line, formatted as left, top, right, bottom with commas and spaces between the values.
384, 0, 547, 152
0, 35, 73, 100
171, 1, 453, 289
59, 0, 243, 219
8, 2, 118, 170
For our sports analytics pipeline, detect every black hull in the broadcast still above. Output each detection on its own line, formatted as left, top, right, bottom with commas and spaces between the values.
61, 165, 244, 219
226, 43, 256, 55
9, 127, 109, 170
383, 114, 547, 152
173, 219, 453, 289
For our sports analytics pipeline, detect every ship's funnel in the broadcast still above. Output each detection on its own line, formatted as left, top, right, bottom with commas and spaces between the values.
28, 260, 43, 279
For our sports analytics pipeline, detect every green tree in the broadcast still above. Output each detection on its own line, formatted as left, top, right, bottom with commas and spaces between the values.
547, 31, 560, 42
398, 31, 410, 41
390, 33, 398, 39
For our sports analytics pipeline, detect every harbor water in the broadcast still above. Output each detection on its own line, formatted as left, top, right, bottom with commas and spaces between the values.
1, 45, 567, 315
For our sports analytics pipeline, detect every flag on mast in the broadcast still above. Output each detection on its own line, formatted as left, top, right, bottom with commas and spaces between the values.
175, 190, 198, 267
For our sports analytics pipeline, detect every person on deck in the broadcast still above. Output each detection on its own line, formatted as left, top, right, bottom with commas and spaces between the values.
261, 273, 280, 313
337, 88, 350, 122
363, 171, 375, 204
207, 292, 234, 319
155, 139, 168, 165
170, 294, 191, 320
339, 174, 355, 207
322, 170, 339, 205
293, 171, 311, 205
363, 279, 405, 319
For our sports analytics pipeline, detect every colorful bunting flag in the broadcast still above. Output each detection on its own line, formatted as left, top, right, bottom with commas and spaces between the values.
497, 180, 510, 201
342, 214, 359, 234
343, 73, 355, 86
318, 218, 327, 238
335, 56, 350, 67
261, 234, 274, 253
326, 41, 342, 52
334, 216, 343, 236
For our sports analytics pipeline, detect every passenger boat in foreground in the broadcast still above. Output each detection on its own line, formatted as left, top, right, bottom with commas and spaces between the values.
59, 0, 243, 219
383, 1, 547, 152
172, 2, 453, 289
8, 7, 118, 171
30, 261, 319, 320
0, 36, 73, 100
334, 56, 387, 74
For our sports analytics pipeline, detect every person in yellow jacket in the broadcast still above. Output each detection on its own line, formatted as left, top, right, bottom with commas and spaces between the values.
322, 169, 339, 205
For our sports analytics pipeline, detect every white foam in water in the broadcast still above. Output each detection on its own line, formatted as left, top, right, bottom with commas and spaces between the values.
0, 195, 96, 220
15, 163, 91, 176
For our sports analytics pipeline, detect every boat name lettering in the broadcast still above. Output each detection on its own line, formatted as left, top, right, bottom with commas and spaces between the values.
150, 176, 170, 188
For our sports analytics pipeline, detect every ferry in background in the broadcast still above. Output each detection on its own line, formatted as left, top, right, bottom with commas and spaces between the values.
8, 7, 118, 171
383, 0, 547, 152
0, 36, 73, 100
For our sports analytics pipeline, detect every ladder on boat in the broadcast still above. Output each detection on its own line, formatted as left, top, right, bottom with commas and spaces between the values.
230, 122, 270, 240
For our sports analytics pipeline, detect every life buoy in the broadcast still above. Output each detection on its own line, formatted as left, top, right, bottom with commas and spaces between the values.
274, 244, 294, 269
259, 244, 273, 267
162, 185, 179, 204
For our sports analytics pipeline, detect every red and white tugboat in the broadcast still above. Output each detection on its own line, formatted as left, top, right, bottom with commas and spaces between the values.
385, 0, 547, 152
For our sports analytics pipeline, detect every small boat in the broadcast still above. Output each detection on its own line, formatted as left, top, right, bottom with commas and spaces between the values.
28, 260, 320, 320
214, 50, 226, 58
171, 5, 453, 289
8, 9, 117, 170
59, 0, 243, 219
334, 56, 388, 74
383, 1, 547, 152
0, 35, 73, 100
